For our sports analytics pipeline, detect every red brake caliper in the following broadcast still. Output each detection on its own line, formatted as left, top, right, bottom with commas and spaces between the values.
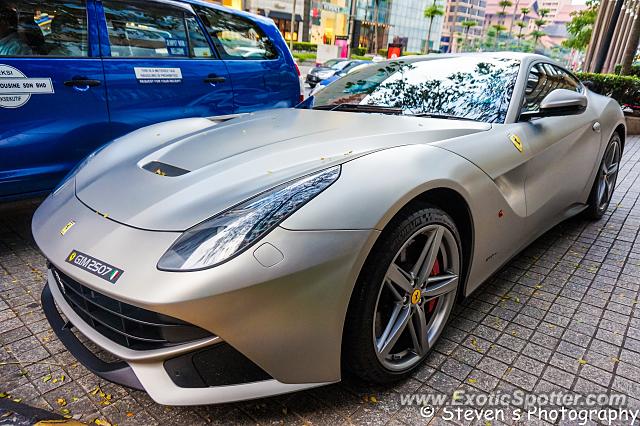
427, 260, 440, 313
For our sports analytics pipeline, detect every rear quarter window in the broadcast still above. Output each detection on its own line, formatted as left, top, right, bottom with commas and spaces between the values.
195, 7, 278, 60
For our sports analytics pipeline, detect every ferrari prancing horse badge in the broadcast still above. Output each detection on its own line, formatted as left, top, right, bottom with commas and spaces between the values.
509, 133, 523, 153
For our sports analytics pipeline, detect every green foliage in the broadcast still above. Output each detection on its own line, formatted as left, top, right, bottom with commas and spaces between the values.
498, 0, 513, 9
424, 3, 444, 18
378, 48, 388, 56
562, 0, 598, 51
533, 18, 546, 27
350, 55, 373, 60
462, 20, 477, 29
520, 7, 530, 15
614, 64, 640, 77
576, 72, 640, 106
539, 8, 550, 17
352, 47, 367, 56
292, 41, 317, 52
292, 52, 316, 61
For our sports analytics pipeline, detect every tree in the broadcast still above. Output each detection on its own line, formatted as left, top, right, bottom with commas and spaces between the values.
562, 0, 598, 51
515, 20, 527, 47
492, 24, 507, 48
373, 0, 381, 53
461, 20, 477, 51
530, 8, 549, 47
620, 4, 640, 75
423, 0, 445, 53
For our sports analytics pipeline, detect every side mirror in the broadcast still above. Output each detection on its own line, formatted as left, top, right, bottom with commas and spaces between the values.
520, 88, 588, 121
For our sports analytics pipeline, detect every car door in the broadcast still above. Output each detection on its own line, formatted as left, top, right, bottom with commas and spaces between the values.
97, 0, 234, 139
193, 6, 299, 112
0, 0, 110, 198
518, 62, 601, 223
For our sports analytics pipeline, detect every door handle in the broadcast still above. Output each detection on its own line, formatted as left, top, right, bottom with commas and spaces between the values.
64, 78, 101, 91
204, 75, 226, 84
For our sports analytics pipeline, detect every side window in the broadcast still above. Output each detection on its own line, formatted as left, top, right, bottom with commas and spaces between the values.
102, 1, 211, 58
522, 63, 581, 113
0, 1, 88, 57
195, 7, 278, 60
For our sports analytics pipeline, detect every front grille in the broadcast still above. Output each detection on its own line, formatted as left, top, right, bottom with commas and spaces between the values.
52, 267, 213, 350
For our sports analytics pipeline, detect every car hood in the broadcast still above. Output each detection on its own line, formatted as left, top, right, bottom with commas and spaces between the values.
75, 109, 491, 231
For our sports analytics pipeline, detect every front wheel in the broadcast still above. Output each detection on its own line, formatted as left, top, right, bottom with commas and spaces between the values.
584, 133, 622, 220
343, 205, 461, 383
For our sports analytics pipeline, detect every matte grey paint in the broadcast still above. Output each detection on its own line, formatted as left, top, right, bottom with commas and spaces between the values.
32, 53, 626, 405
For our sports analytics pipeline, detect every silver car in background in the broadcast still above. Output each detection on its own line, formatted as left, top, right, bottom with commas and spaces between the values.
33, 53, 625, 405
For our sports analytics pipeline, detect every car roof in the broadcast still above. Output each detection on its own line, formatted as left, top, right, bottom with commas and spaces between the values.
380, 51, 554, 64
152, 0, 276, 25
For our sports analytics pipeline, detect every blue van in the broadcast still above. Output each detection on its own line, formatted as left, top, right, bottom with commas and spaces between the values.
0, 0, 302, 199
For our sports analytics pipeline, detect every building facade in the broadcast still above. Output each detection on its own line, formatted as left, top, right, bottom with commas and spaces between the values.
387, 0, 445, 52
482, 0, 586, 49
441, 0, 486, 52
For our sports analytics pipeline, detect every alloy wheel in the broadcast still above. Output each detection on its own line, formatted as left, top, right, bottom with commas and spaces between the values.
373, 224, 460, 371
597, 139, 621, 212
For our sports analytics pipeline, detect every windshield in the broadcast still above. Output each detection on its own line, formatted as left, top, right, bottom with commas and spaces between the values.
322, 59, 343, 68
331, 60, 352, 71
311, 56, 521, 123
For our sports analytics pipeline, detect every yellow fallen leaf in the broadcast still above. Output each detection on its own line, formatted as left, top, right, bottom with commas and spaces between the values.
369, 396, 378, 403
94, 419, 111, 426
126, 412, 134, 418
578, 358, 588, 365
468, 378, 477, 384
56, 398, 66, 406
43, 375, 52, 383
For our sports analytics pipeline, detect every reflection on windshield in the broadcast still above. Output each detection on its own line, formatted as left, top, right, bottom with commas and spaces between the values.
311, 56, 520, 123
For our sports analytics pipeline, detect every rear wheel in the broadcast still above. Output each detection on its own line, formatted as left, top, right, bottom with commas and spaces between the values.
584, 133, 622, 220
343, 205, 461, 383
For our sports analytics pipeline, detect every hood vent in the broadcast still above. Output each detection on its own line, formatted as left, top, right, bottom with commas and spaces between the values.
142, 161, 190, 177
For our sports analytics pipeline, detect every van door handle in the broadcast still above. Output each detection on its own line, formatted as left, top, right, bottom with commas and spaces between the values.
204, 75, 226, 84
64, 78, 101, 90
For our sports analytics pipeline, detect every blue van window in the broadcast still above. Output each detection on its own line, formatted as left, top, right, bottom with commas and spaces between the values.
195, 7, 278, 60
103, 1, 194, 58
185, 16, 213, 58
0, 1, 88, 57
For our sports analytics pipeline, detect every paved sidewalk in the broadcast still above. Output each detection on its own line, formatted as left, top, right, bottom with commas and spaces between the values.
0, 136, 639, 425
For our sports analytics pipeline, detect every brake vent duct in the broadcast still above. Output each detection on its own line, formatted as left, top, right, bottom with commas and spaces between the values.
142, 161, 189, 177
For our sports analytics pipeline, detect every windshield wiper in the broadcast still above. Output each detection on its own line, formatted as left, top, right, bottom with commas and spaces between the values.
313, 104, 403, 115
411, 113, 476, 121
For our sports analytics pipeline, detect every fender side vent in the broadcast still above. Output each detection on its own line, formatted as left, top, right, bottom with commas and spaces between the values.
142, 161, 190, 177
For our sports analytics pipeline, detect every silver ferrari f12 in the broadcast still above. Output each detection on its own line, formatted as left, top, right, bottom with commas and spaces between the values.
33, 53, 625, 405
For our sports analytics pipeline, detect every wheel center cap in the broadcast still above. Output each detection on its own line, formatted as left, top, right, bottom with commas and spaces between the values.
411, 289, 422, 305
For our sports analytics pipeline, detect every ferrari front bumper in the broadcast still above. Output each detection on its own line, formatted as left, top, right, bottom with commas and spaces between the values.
34, 183, 378, 405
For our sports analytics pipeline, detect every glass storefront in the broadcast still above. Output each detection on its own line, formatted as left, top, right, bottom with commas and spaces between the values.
310, 0, 348, 45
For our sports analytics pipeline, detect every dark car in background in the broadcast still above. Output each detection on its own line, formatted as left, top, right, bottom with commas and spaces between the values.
305, 58, 353, 88
0, 0, 302, 200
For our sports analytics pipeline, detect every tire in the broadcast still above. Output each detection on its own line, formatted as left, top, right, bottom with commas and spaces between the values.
343, 204, 462, 384
584, 133, 622, 220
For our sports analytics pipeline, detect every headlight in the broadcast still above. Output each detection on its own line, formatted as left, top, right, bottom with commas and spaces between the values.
157, 166, 341, 271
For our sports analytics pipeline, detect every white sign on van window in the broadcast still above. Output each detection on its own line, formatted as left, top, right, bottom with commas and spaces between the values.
134, 67, 182, 84
0, 64, 54, 108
